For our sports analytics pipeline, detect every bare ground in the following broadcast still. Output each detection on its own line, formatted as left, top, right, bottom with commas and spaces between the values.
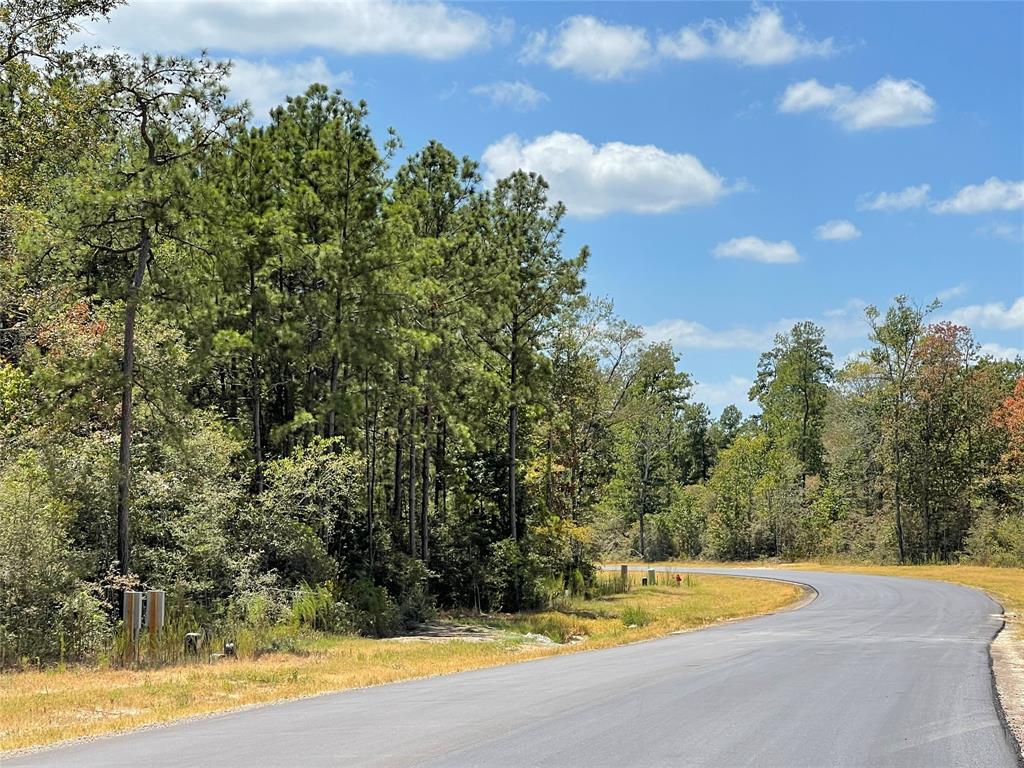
992, 615, 1024, 760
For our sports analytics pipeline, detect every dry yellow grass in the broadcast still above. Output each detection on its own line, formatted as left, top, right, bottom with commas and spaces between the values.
0, 574, 801, 753
635, 560, 1024, 621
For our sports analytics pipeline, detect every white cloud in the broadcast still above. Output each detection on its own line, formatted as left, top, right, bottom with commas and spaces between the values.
815, 219, 861, 241
944, 297, 1024, 330
780, 77, 935, 130
857, 183, 931, 212
931, 178, 1024, 214
228, 57, 352, 120
658, 6, 834, 66
481, 132, 727, 217
644, 319, 772, 351
936, 283, 968, 302
713, 236, 799, 263
73, 0, 493, 59
979, 342, 1024, 361
976, 221, 1024, 243
470, 81, 548, 111
644, 299, 869, 353
692, 376, 756, 414
520, 16, 653, 80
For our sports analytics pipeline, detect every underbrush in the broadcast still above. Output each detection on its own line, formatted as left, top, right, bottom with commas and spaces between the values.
0, 574, 800, 752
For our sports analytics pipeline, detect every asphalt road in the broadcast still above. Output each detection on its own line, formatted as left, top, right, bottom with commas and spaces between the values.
9, 568, 1018, 768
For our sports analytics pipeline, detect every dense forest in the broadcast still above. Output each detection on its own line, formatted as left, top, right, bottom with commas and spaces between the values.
2, 1, 1022, 665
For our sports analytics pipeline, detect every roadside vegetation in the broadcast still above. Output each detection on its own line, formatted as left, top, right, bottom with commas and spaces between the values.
1, 0, 1020, 734
0, 574, 801, 752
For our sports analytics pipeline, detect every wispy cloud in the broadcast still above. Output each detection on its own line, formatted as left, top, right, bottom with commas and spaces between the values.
936, 283, 968, 302
975, 221, 1024, 243
931, 178, 1024, 214
470, 81, 548, 111
692, 376, 756, 414
857, 184, 931, 212
658, 6, 834, 66
815, 219, 861, 241
713, 236, 800, 263
943, 297, 1024, 330
979, 342, 1024, 361
780, 77, 936, 130
228, 57, 352, 120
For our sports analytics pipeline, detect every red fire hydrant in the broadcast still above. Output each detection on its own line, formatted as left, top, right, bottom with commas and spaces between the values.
675, 574, 682, 586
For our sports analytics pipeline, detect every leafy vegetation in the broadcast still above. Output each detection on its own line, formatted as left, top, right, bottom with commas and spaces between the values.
0, 576, 802, 751
1, 1, 1021, 673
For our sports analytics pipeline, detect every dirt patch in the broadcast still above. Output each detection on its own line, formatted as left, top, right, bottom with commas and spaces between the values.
992, 615, 1024, 760
390, 622, 512, 644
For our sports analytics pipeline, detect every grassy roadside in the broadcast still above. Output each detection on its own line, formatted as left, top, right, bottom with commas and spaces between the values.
0, 574, 802, 753
631, 560, 1024, 623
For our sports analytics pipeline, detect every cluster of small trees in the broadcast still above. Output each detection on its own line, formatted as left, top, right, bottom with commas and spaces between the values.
605, 306, 1023, 566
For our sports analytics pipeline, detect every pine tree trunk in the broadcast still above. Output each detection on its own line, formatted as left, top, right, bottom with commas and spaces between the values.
393, 402, 404, 523
408, 404, 416, 556
420, 405, 430, 563
249, 264, 264, 493
508, 334, 519, 541
116, 222, 151, 578
434, 420, 445, 522
368, 400, 378, 573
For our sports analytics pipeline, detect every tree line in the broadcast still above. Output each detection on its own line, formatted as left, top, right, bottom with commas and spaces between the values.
1, 1, 1021, 665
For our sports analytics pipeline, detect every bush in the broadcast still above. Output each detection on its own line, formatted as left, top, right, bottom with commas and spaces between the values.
485, 538, 536, 611
290, 583, 351, 633
523, 613, 584, 644
966, 508, 1024, 566
621, 604, 652, 628
345, 578, 400, 637
387, 557, 436, 629
0, 455, 109, 666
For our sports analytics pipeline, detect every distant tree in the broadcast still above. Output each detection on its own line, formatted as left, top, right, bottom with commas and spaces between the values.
477, 171, 587, 541
609, 343, 690, 557
750, 321, 834, 481
866, 297, 936, 563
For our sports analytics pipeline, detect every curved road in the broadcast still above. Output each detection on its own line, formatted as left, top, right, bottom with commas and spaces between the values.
9, 568, 1019, 767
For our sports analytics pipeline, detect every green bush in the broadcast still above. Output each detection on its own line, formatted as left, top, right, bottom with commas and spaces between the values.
0, 455, 109, 666
966, 508, 1024, 566
485, 538, 536, 611
345, 578, 400, 637
621, 604, 652, 627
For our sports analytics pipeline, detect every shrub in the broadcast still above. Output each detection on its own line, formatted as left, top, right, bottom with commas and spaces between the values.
621, 604, 652, 627
485, 538, 536, 611
345, 578, 400, 637
966, 508, 1024, 566
524, 613, 584, 644
0, 455, 108, 666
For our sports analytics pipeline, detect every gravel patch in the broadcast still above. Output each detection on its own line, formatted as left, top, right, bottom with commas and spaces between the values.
992, 613, 1024, 760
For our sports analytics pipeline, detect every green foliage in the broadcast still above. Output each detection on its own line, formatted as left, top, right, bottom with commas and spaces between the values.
0, 455, 109, 665
620, 604, 652, 628
966, 508, 1024, 567
345, 578, 400, 638
750, 321, 833, 478
3, 2, 1019, 673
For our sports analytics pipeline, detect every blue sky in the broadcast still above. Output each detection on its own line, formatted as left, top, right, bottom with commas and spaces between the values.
79, 1, 1024, 414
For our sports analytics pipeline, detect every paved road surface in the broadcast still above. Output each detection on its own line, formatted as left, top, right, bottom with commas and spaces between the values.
9, 568, 1018, 767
